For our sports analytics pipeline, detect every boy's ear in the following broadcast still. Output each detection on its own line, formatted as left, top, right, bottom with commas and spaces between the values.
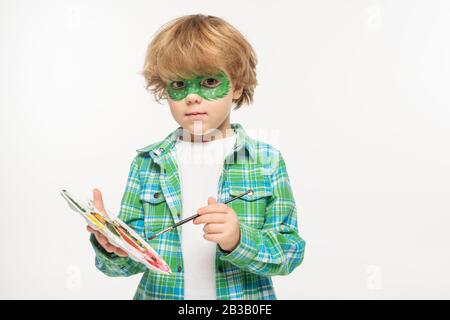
232, 84, 244, 100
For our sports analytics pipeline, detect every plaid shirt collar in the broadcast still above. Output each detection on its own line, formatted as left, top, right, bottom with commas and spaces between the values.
136, 122, 256, 161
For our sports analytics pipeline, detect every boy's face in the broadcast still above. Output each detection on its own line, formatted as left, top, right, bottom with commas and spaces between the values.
166, 70, 242, 139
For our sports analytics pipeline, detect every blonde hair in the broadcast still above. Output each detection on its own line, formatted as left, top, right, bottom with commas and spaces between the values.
141, 14, 258, 109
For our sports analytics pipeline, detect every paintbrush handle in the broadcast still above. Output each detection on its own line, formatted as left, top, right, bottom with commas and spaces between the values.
172, 192, 242, 228
147, 189, 253, 240
172, 213, 200, 228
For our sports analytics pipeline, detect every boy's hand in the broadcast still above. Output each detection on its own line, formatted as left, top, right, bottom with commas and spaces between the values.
86, 188, 128, 257
194, 197, 241, 252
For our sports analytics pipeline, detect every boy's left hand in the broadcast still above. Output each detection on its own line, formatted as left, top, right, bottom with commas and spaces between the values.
194, 197, 240, 252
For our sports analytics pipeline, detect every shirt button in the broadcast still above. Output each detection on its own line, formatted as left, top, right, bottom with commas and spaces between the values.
218, 266, 224, 273
153, 192, 160, 199
177, 266, 183, 273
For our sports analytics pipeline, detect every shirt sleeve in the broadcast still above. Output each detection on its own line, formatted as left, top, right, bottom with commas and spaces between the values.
89, 155, 147, 277
219, 151, 306, 276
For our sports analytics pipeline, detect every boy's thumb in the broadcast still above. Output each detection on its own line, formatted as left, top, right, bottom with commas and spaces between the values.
208, 196, 217, 204
93, 188, 109, 217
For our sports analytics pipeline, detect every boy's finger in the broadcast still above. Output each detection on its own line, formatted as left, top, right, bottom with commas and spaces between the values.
203, 233, 221, 243
94, 233, 124, 255
203, 223, 224, 234
86, 225, 101, 239
93, 188, 110, 218
102, 243, 116, 253
114, 248, 128, 257
197, 203, 229, 215
194, 213, 226, 225
86, 225, 101, 235
96, 234, 109, 246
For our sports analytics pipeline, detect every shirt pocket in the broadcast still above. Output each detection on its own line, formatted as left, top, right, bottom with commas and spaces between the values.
139, 183, 172, 236
227, 178, 272, 229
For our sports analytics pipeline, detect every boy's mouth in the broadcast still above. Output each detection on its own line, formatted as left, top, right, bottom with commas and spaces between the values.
185, 111, 207, 116
185, 112, 208, 119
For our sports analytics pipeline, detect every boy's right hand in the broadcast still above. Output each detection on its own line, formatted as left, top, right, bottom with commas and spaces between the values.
86, 188, 128, 257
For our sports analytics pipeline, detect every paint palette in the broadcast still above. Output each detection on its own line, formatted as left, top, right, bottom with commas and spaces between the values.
60, 189, 171, 275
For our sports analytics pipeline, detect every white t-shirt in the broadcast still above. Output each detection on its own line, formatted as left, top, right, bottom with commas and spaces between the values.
175, 132, 237, 300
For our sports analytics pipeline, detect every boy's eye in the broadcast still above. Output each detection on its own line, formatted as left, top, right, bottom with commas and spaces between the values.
200, 78, 221, 88
170, 81, 185, 90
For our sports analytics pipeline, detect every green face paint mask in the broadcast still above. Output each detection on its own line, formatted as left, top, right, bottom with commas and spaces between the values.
166, 70, 231, 101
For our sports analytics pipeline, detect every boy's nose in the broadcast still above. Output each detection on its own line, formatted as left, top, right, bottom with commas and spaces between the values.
185, 93, 203, 105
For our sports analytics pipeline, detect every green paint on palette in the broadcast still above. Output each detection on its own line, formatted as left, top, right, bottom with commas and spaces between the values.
166, 70, 230, 101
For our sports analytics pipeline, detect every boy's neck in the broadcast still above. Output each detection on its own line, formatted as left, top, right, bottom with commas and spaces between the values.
180, 117, 234, 143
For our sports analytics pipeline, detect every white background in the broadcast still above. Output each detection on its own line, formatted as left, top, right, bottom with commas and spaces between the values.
1, 0, 450, 299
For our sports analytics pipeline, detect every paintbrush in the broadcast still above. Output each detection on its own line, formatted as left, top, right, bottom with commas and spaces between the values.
147, 189, 253, 240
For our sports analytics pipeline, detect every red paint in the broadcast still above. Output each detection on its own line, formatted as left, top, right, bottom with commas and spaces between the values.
115, 225, 169, 272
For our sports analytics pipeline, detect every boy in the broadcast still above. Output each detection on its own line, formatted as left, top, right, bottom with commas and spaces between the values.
87, 14, 305, 300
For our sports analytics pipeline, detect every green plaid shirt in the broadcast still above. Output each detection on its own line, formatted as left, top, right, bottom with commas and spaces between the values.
90, 122, 305, 299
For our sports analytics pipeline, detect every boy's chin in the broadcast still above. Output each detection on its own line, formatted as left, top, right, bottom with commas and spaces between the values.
182, 121, 210, 133
180, 122, 223, 137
